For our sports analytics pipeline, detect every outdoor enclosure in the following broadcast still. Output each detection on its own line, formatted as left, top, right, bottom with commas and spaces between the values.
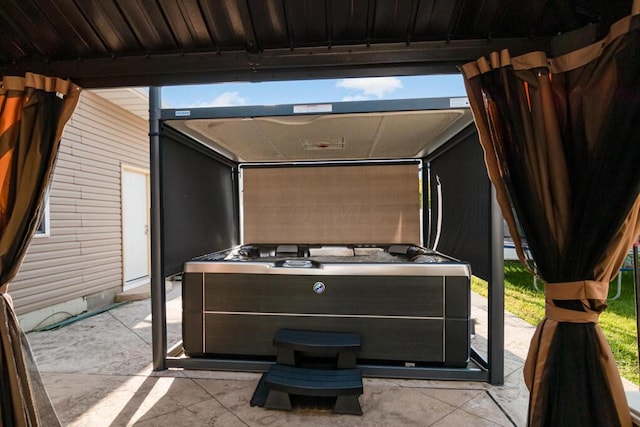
153, 96, 504, 382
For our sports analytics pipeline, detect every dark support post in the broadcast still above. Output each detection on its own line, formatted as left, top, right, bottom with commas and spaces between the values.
488, 185, 505, 385
633, 238, 639, 386
149, 86, 167, 371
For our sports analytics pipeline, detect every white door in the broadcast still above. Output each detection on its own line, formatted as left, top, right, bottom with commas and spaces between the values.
122, 168, 149, 287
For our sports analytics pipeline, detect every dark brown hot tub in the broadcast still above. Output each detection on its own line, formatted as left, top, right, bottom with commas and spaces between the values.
182, 244, 471, 368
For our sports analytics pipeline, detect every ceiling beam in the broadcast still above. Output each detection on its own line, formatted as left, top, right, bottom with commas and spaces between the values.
1, 36, 549, 88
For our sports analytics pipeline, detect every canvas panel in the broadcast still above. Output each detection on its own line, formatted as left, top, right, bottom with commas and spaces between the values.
242, 163, 421, 245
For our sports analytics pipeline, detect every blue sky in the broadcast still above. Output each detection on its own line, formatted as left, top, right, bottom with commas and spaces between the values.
161, 74, 466, 108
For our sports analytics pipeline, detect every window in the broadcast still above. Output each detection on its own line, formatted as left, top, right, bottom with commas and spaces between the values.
35, 193, 50, 237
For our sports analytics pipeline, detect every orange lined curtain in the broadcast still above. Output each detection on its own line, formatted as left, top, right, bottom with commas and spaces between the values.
462, 4, 640, 426
0, 73, 80, 426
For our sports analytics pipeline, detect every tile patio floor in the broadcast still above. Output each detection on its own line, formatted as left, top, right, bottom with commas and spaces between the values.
24, 281, 628, 426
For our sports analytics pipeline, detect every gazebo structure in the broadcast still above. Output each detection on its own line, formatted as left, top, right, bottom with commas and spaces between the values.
1, 1, 639, 426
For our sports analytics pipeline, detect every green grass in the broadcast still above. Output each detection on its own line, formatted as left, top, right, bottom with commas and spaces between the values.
471, 261, 640, 385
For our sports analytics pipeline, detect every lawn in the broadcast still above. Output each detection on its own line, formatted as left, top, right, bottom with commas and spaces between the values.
471, 260, 640, 385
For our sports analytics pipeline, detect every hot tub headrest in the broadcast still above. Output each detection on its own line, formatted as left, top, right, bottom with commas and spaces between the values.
276, 244, 298, 255
275, 245, 309, 257
388, 244, 429, 259
388, 245, 412, 256
237, 245, 261, 259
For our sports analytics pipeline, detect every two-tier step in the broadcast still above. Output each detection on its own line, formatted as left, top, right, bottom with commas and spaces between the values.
263, 328, 364, 415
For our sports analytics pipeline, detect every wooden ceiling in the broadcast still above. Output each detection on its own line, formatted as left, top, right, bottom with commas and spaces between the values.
0, 0, 633, 88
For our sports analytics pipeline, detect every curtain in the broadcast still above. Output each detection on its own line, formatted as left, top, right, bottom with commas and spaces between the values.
462, 3, 640, 425
0, 73, 80, 426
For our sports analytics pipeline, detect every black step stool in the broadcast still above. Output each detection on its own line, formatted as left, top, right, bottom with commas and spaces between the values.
264, 364, 363, 415
273, 328, 361, 369
264, 329, 364, 415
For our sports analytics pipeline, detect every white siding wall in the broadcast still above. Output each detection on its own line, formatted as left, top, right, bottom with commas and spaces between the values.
10, 90, 149, 316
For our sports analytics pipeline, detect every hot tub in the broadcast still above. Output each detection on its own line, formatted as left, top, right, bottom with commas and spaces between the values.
182, 244, 471, 367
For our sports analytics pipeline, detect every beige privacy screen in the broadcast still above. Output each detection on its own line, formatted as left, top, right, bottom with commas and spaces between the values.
242, 163, 421, 244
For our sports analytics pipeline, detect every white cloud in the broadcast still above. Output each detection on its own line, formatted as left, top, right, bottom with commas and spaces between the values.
196, 91, 248, 107
336, 77, 403, 99
341, 95, 368, 102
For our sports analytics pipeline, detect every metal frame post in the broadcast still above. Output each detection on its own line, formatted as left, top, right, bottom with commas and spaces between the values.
633, 239, 640, 384
149, 86, 167, 371
488, 184, 505, 385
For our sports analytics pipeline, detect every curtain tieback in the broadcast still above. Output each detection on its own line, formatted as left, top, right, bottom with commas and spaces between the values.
544, 280, 609, 323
